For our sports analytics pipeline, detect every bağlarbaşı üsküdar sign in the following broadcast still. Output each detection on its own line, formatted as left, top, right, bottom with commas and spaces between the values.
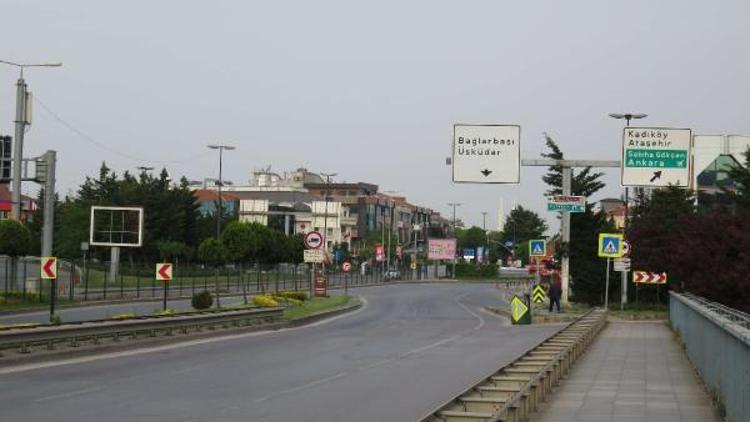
452, 124, 521, 184
621, 127, 692, 187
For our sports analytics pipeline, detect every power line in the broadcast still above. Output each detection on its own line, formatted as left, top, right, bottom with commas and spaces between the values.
33, 95, 212, 165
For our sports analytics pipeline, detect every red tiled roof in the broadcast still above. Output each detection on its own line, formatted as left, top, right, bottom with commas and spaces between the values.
192, 189, 239, 202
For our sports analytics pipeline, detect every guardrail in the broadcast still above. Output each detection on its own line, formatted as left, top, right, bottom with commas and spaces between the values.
0, 307, 284, 357
420, 309, 607, 422
670, 292, 750, 422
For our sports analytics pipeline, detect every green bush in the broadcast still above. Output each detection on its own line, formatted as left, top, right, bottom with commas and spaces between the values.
276, 291, 308, 301
191, 291, 214, 310
0, 292, 45, 304
252, 295, 279, 308
454, 262, 498, 278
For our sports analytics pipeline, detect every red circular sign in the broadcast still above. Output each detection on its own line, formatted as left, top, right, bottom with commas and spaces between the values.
304, 231, 324, 249
342, 262, 352, 272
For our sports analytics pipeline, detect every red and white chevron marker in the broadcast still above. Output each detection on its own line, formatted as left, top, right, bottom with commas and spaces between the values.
633, 271, 667, 284
155, 263, 173, 282
41, 257, 57, 280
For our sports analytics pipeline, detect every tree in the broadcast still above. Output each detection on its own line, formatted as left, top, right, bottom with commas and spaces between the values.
0, 220, 32, 258
456, 226, 487, 250
724, 147, 750, 212
286, 233, 305, 265
0, 220, 32, 292
541, 133, 605, 197
502, 207, 547, 244
567, 208, 620, 305
198, 237, 225, 307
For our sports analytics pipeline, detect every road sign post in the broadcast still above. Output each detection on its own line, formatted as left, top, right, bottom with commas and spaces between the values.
546, 195, 586, 213
156, 263, 173, 311
622, 127, 692, 187
41, 257, 57, 319
598, 233, 624, 310
342, 262, 351, 296
452, 124, 521, 184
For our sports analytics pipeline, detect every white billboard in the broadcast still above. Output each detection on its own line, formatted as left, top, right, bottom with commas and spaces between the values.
452, 124, 521, 184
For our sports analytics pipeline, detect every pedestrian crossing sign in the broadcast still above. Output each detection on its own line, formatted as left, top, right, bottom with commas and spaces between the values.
529, 239, 546, 257
598, 233, 624, 258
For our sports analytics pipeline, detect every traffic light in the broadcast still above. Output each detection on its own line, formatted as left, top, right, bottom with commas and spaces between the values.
0, 136, 11, 181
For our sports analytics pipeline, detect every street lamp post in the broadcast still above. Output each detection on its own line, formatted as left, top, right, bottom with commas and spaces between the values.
207, 145, 235, 239
0, 60, 62, 221
447, 202, 462, 278
609, 112, 647, 310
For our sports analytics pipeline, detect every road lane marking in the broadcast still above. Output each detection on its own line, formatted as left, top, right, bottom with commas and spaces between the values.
34, 386, 102, 402
253, 371, 348, 403
0, 298, 368, 375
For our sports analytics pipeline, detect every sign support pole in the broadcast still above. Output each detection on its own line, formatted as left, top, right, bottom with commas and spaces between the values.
604, 257, 611, 310
561, 167, 572, 304
49, 278, 56, 318
163, 279, 169, 311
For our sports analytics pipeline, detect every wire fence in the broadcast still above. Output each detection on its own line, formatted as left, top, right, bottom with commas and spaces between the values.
0, 256, 440, 303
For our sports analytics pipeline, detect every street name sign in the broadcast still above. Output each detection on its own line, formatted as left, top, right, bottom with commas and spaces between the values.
304, 231, 323, 249
156, 263, 173, 281
532, 285, 547, 303
622, 127, 692, 187
546, 195, 586, 213
452, 124, 521, 184
41, 257, 57, 279
633, 271, 667, 284
529, 239, 546, 257
598, 233, 624, 258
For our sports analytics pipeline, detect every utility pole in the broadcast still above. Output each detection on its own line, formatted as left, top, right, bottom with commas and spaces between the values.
447, 202, 462, 278
0, 60, 62, 220
207, 144, 235, 238
609, 113, 647, 310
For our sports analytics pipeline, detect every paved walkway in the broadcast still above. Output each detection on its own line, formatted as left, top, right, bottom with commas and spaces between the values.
533, 320, 720, 422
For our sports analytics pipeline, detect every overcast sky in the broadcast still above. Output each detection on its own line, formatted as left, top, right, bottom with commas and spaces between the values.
2, 0, 749, 232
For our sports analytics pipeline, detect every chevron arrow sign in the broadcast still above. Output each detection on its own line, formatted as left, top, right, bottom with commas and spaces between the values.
633, 271, 667, 284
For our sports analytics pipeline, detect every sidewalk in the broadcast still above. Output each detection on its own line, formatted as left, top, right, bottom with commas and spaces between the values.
533, 320, 720, 422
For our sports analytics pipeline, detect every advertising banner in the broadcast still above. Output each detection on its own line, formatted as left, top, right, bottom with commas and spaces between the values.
427, 238, 457, 260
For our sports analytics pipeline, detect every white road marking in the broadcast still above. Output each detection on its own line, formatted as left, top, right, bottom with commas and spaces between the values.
0, 298, 368, 375
33, 386, 102, 402
253, 371, 348, 403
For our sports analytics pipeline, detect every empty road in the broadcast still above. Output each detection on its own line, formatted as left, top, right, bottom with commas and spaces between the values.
0, 282, 563, 422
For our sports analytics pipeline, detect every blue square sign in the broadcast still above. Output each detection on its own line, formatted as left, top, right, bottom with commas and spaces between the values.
529, 239, 546, 257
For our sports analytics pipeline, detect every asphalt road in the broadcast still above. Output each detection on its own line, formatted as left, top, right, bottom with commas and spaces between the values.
0, 283, 563, 422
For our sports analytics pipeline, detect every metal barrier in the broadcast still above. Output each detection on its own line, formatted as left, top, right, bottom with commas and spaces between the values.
670, 292, 750, 422
420, 308, 607, 422
0, 307, 283, 356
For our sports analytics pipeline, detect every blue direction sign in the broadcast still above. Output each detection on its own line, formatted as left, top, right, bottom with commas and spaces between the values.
529, 239, 546, 257
598, 233, 623, 258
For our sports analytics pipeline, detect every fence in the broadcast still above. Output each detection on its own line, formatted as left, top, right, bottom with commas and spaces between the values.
670, 292, 750, 422
0, 256, 446, 303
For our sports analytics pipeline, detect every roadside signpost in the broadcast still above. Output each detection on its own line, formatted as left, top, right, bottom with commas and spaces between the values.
452, 124, 521, 184
156, 263, 173, 311
303, 249, 326, 263
41, 257, 57, 319
546, 195, 586, 213
598, 233, 624, 310
510, 295, 530, 325
529, 240, 546, 291
621, 127, 692, 187
613, 258, 631, 272
532, 284, 547, 304
342, 262, 352, 295
304, 231, 326, 297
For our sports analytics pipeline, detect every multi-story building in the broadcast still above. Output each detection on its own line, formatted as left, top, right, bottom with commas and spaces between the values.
192, 167, 447, 252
